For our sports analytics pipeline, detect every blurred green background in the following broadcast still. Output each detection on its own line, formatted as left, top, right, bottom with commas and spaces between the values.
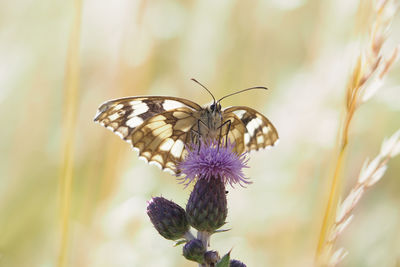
0, 0, 399, 266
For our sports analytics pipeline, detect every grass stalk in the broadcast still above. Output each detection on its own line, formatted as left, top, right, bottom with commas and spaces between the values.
316, 80, 359, 261
57, 0, 82, 266
315, 0, 398, 263
316, 114, 351, 262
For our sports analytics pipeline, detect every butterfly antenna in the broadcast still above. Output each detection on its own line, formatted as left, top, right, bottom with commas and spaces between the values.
191, 78, 216, 104
217, 86, 268, 103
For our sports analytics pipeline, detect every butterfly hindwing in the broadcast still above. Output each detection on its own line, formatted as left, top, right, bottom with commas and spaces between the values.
222, 106, 279, 152
217, 112, 247, 155
129, 107, 199, 173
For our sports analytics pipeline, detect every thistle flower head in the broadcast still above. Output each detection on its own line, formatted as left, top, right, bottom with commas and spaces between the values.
178, 140, 250, 187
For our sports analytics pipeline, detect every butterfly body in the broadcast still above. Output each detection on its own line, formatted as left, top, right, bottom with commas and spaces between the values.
94, 95, 278, 174
192, 103, 224, 143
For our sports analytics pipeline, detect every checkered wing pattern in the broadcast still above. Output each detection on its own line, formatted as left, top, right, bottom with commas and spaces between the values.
222, 106, 279, 153
94, 96, 202, 174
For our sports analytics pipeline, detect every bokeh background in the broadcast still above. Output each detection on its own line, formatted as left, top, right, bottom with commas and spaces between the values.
1, 0, 399, 266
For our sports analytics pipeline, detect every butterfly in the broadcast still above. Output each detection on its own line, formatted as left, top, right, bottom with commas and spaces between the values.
94, 79, 279, 175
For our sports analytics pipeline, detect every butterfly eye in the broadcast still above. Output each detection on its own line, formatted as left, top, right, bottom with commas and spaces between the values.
210, 104, 215, 111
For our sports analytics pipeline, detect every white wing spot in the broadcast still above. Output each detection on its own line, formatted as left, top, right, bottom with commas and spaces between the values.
171, 139, 184, 158
160, 138, 174, 151
233, 110, 246, 119
151, 154, 164, 164
163, 100, 186, 110
164, 167, 176, 175
244, 133, 250, 144
247, 118, 263, 136
257, 135, 264, 144
262, 126, 269, 134
116, 126, 129, 138
115, 131, 124, 139
114, 104, 124, 110
139, 155, 149, 163
131, 103, 149, 116
149, 161, 162, 170
130, 100, 143, 106
141, 151, 152, 159
126, 117, 144, 128
108, 113, 120, 121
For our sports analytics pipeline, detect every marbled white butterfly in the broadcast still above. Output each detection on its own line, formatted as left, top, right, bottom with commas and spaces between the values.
94, 79, 279, 174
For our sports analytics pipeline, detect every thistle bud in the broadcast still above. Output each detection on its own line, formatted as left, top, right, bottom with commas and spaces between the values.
147, 197, 189, 240
186, 177, 227, 232
230, 259, 247, 267
182, 239, 206, 263
204, 250, 220, 265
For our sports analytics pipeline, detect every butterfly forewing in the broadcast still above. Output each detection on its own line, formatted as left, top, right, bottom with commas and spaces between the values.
94, 96, 202, 140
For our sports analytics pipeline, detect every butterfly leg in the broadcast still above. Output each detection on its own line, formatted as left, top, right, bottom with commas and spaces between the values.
217, 119, 232, 151
224, 120, 232, 147
193, 119, 209, 153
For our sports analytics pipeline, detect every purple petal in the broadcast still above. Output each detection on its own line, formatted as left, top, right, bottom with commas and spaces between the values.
178, 140, 251, 187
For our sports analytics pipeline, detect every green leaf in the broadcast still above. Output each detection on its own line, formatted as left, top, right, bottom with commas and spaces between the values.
216, 251, 230, 267
173, 239, 187, 246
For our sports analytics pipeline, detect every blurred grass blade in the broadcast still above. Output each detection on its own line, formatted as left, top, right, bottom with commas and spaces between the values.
58, 0, 82, 266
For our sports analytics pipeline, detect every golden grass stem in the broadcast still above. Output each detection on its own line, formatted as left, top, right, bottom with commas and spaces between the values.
316, 137, 347, 263
57, 0, 82, 266
316, 62, 360, 263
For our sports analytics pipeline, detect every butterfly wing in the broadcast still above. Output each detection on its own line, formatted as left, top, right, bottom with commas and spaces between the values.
129, 107, 199, 174
94, 96, 202, 174
222, 106, 279, 153
94, 96, 202, 141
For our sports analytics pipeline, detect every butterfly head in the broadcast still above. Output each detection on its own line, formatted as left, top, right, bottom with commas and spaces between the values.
209, 102, 222, 114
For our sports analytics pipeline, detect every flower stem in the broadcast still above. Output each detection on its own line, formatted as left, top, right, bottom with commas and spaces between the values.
197, 231, 211, 267
184, 231, 196, 241
197, 231, 210, 249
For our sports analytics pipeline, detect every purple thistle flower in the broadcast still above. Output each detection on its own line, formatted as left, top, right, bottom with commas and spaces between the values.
178, 140, 251, 187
